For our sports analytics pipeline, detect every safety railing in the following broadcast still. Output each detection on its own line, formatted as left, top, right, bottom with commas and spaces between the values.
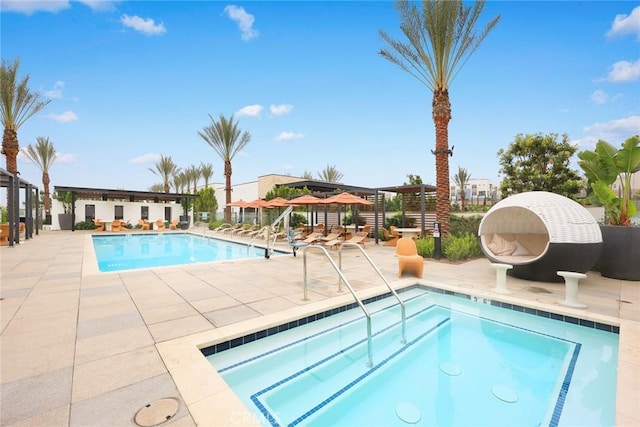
338, 242, 407, 344
302, 245, 374, 368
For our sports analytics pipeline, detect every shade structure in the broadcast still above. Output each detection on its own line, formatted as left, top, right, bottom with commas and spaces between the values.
245, 199, 269, 208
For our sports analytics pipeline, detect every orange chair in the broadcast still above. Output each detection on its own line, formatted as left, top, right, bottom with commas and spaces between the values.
155, 219, 166, 231
382, 227, 398, 247
396, 237, 424, 278
111, 220, 127, 232
93, 219, 105, 231
169, 219, 179, 230
138, 219, 150, 230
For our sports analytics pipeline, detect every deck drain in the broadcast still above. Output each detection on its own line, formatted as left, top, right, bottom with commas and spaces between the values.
134, 397, 180, 426
439, 361, 462, 376
395, 402, 421, 424
491, 385, 518, 403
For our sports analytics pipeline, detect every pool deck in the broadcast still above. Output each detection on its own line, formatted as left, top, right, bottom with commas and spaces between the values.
1, 229, 638, 426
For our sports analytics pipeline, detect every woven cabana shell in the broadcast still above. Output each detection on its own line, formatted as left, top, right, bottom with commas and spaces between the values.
479, 191, 602, 244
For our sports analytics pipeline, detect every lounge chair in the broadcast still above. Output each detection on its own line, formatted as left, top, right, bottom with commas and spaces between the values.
319, 231, 343, 242
325, 231, 369, 249
222, 224, 243, 235
237, 225, 259, 237
93, 219, 105, 231
382, 227, 399, 247
111, 220, 127, 232
213, 223, 232, 232
287, 229, 311, 257
155, 219, 166, 231
169, 219, 179, 230
138, 219, 150, 230
396, 237, 424, 278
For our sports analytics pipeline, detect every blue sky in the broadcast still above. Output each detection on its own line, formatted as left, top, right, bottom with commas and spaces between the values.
1, 0, 639, 195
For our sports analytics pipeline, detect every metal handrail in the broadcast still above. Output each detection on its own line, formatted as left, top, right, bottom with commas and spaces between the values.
338, 242, 407, 344
303, 245, 374, 368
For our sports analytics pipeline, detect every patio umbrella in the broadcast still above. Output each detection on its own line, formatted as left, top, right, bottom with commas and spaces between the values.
245, 199, 270, 224
227, 200, 250, 223
287, 195, 323, 231
265, 197, 289, 208
318, 192, 373, 233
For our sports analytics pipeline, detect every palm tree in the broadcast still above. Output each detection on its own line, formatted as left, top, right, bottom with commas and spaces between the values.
172, 172, 186, 193
452, 166, 471, 211
301, 170, 313, 179
198, 114, 251, 222
149, 155, 180, 193
185, 164, 201, 193
1, 58, 51, 222
200, 162, 214, 188
21, 136, 57, 216
379, 0, 500, 235
149, 183, 165, 193
318, 165, 343, 183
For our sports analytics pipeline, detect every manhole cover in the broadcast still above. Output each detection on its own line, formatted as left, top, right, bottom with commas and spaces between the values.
134, 397, 180, 426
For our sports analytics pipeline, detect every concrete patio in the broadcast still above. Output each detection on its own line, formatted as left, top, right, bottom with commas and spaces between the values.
1, 229, 638, 426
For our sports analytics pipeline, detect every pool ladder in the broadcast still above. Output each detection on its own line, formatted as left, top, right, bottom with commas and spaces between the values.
302, 243, 406, 368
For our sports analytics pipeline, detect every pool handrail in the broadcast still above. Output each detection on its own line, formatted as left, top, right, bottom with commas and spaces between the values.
302, 244, 374, 368
338, 242, 407, 345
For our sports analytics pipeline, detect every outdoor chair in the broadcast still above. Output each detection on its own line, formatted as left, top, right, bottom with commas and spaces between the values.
382, 227, 399, 247
111, 220, 127, 232
396, 237, 424, 278
169, 219, 179, 230
93, 219, 105, 232
155, 219, 166, 231
138, 219, 150, 230
478, 191, 602, 282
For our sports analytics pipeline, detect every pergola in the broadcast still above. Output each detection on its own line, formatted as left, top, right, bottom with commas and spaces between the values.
54, 185, 199, 231
278, 180, 437, 243
1, 167, 39, 247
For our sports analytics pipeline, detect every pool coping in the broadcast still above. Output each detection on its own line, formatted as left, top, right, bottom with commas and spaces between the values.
156, 277, 630, 426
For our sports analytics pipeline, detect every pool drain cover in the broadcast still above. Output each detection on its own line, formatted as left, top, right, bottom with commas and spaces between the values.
134, 397, 180, 426
491, 385, 519, 403
439, 361, 462, 376
395, 402, 421, 424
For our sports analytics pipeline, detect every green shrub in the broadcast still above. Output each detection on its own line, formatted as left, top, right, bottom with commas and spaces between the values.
75, 221, 96, 230
291, 213, 306, 228
449, 215, 482, 237
343, 213, 366, 226
0, 206, 7, 223
415, 237, 435, 258
385, 213, 415, 228
443, 233, 482, 261
209, 219, 227, 230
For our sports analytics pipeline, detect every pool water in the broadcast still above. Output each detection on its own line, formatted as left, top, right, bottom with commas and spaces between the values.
92, 233, 278, 272
205, 287, 618, 426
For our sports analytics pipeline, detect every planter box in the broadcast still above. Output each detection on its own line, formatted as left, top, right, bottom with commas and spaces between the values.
597, 225, 640, 281
58, 214, 73, 230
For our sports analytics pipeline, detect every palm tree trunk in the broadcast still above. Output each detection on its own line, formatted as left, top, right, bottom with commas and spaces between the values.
3, 128, 19, 232
43, 171, 51, 215
432, 88, 452, 236
225, 160, 232, 223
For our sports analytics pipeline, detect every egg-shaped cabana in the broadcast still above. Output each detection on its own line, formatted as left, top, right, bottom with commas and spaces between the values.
478, 191, 603, 282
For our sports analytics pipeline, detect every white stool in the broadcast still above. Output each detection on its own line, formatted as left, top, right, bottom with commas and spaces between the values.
490, 263, 513, 294
557, 271, 588, 309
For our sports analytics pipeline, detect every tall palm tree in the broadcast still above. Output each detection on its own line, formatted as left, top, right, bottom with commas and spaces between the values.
149, 183, 165, 193
379, 0, 500, 236
198, 114, 251, 222
200, 162, 214, 188
1, 58, 51, 222
172, 172, 186, 193
21, 136, 57, 216
185, 164, 201, 193
318, 165, 343, 183
149, 155, 180, 193
452, 166, 471, 211
301, 170, 313, 179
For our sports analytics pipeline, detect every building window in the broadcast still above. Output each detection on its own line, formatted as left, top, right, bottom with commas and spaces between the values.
141, 206, 149, 220
114, 205, 124, 220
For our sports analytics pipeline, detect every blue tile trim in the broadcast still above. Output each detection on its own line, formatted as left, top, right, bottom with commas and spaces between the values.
550, 343, 582, 427
251, 317, 451, 427
201, 284, 617, 358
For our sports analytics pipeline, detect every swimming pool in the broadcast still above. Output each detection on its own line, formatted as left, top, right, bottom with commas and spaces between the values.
205, 286, 618, 426
92, 233, 280, 272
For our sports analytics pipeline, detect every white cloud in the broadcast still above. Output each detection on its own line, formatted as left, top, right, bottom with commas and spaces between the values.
270, 104, 293, 116
607, 6, 640, 40
0, 1, 70, 15
54, 153, 77, 164
77, 0, 119, 12
579, 115, 640, 148
45, 81, 65, 99
590, 89, 608, 104
605, 59, 640, 82
275, 131, 304, 142
129, 153, 160, 164
223, 5, 259, 41
48, 111, 78, 123
236, 104, 263, 118
120, 14, 166, 36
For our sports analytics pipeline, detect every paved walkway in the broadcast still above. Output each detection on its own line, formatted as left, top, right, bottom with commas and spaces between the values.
1, 229, 638, 426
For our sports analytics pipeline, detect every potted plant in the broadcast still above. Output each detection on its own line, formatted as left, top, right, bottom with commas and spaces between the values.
55, 191, 74, 230
577, 135, 640, 280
